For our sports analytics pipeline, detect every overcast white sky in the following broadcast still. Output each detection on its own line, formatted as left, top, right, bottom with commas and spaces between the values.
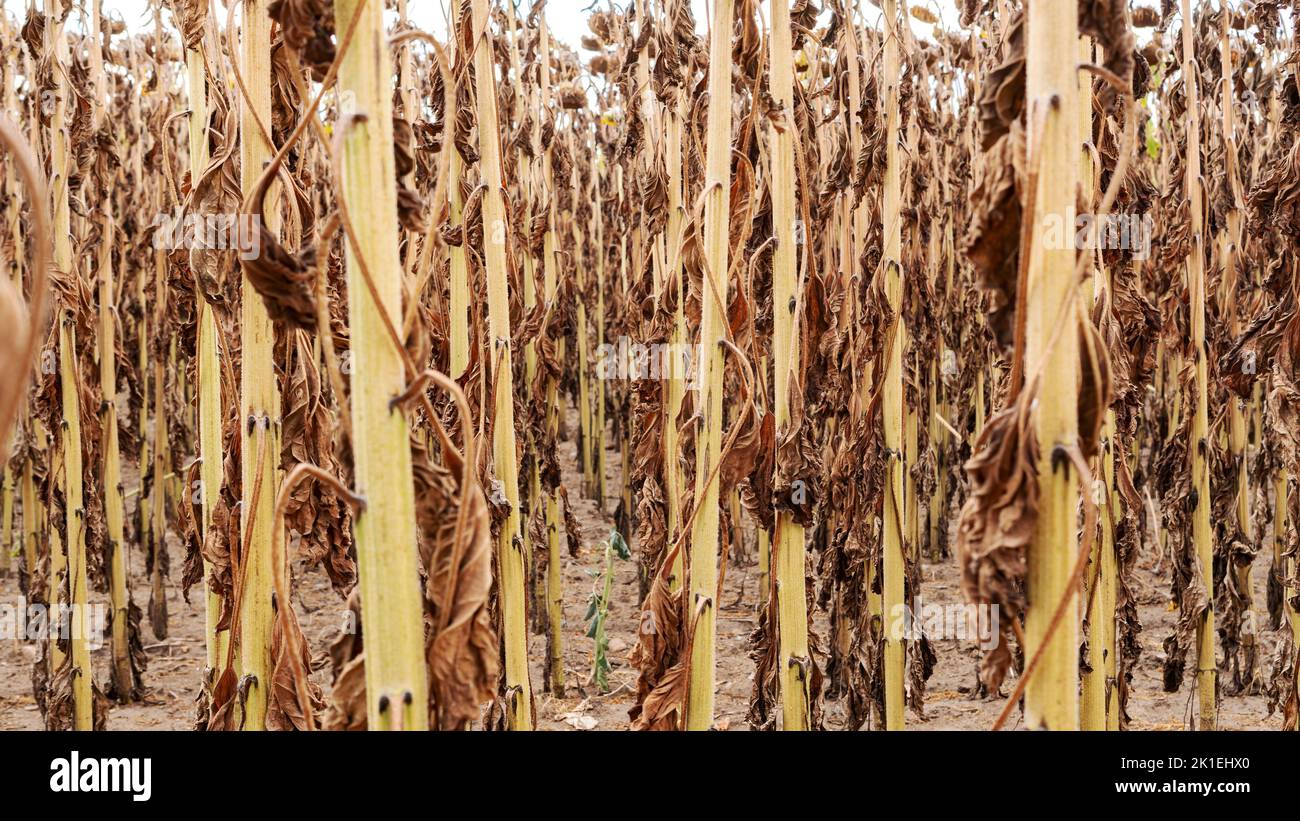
0, 0, 686, 50
2, 0, 958, 53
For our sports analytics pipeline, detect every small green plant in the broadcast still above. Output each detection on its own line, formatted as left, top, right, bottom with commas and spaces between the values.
1144, 115, 1161, 160
585, 530, 630, 693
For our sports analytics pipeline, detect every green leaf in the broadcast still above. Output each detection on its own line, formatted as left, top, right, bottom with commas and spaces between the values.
1144, 119, 1160, 160
608, 530, 631, 561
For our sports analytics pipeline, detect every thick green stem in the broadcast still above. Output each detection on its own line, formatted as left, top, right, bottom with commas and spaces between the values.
881, 0, 906, 731
185, 42, 229, 679
769, 0, 810, 731
471, 0, 533, 729
685, 0, 733, 731
335, 0, 430, 731
1179, 0, 1216, 730
237, 0, 280, 730
1024, 0, 1081, 731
